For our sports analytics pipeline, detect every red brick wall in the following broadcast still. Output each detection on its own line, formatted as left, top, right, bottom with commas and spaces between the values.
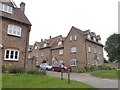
2, 18, 30, 69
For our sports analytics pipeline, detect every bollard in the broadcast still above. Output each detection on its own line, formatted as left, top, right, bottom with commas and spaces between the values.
68, 69, 70, 83
61, 69, 63, 80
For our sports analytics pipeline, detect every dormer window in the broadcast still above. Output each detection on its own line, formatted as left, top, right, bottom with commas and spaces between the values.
44, 43, 48, 47
87, 34, 91, 39
93, 37, 96, 41
58, 41, 62, 45
91, 36, 93, 40
0, 3, 13, 14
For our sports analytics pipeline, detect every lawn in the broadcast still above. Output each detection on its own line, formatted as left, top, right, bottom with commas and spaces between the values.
92, 70, 120, 79
2, 74, 96, 89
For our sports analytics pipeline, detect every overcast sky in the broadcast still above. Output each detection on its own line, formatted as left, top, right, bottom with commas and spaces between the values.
13, 0, 119, 59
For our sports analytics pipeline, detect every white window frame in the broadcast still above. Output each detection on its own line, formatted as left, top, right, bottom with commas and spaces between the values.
7, 25, 22, 37
71, 47, 77, 53
88, 46, 91, 53
94, 48, 96, 53
70, 59, 77, 66
0, 3, 13, 14
74, 35, 77, 40
70, 36, 72, 41
28, 55, 31, 59
58, 41, 62, 45
43, 43, 48, 47
34, 46, 38, 49
4, 49, 19, 61
87, 34, 91, 39
59, 49, 64, 55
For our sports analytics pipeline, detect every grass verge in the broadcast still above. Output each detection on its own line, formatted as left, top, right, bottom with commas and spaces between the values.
2, 74, 96, 89
92, 70, 120, 79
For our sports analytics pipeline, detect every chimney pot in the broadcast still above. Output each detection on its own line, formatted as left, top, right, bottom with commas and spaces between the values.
41, 39, 43, 42
20, 2, 25, 13
49, 36, 51, 39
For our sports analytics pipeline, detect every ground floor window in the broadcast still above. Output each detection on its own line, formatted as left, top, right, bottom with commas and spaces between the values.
70, 59, 77, 66
4, 49, 19, 61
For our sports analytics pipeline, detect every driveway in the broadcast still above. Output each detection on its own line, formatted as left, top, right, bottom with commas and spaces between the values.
46, 71, 119, 89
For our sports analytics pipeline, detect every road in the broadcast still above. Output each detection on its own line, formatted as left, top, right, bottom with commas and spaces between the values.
46, 71, 119, 89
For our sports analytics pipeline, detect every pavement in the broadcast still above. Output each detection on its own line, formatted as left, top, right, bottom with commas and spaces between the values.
46, 71, 119, 89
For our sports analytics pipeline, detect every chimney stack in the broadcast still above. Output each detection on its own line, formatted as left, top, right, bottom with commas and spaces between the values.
49, 36, 52, 39
20, 2, 25, 13
41, 39, 43, 42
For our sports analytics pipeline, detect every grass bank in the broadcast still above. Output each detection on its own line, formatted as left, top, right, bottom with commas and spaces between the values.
2, 74, 96, 89
92, 70, 120, 79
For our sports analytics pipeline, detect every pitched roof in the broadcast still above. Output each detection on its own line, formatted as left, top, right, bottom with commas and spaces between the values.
0, 0, 31, 25
67, 26, 103, 46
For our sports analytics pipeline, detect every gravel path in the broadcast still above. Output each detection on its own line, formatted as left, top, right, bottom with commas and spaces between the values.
46, 71, 119, 89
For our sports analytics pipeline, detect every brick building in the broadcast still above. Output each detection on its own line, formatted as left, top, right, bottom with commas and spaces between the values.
28, 26, 104, 69
0, 0, 31, 69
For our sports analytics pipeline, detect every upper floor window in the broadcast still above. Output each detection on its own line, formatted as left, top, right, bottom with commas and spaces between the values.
70, 59, 77, 66
7, 25, 22, 37
74, 35, 77, 41
94, 48, 96, 53
93, 37, 96, 41
87, 34, 91, 39
44, 43, 48, 47
4, 49, 19, 61
71, 47, 77, 53
69, 36, 72, 41
59, 49, 64, 55
34, 46, 38, 49
0, 3, 13, 14
58, 41, 62, 45
88, 46, 91, 53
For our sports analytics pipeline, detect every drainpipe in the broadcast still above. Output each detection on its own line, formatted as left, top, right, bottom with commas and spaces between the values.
85, 39, 88, 67
24, 25, 30, 71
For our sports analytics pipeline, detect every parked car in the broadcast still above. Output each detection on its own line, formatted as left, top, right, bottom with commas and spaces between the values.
52, 64, 72, 72
40, 63, 53, 70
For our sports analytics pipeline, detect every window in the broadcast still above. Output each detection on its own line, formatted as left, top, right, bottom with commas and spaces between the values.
4, 49, 19, 61
58, 41, 62, 45
34, 46, 38, 49
70, 59, 77, 66
74, 35, 77, 40
94, 48, 96, 53
88, 46, 91, 53
87, 34, 91, 39
71, 47, 77, 53
28, 55, 31, 59
44, 43, 48, 47
69, 36, 72, 41
59, 49, 64, 55
7, 25, 22, 37
93, 37, 96, 41
0, 3, 13, 14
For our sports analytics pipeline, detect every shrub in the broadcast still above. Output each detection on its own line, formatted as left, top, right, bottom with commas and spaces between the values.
79, 68, 86, 73
9, 67, 24, 74
27, 69, 46, 75
98, 65, 112, 70
89, 65, 100, 71
84, 66, 91, 72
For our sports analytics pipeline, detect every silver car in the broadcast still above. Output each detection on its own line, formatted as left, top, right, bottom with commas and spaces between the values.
40, 63, 53, 70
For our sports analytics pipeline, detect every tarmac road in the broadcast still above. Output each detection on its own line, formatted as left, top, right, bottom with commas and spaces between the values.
46, 71, 119, 90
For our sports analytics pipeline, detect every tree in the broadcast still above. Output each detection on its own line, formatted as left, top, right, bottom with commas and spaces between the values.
104, 34, 120, 62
